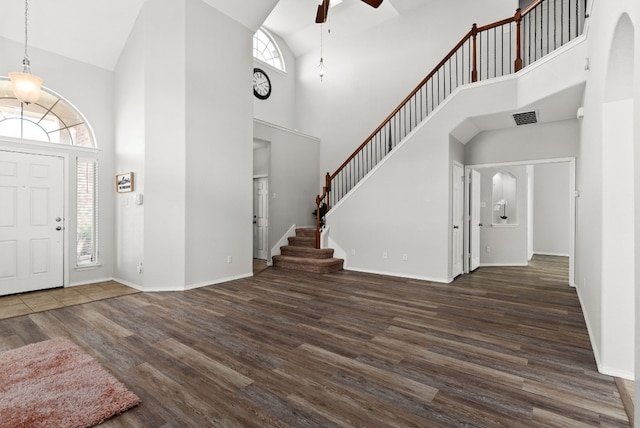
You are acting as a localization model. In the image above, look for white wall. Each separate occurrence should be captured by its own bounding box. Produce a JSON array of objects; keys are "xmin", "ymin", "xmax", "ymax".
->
[
  {"xmin": 576, "ymin": 0, "xmax": 637, "ymax": 379},
  {"xmin": 533, "ymin": 162, "xmax": 571, "ymax": 256},
  {"xmin": 185, "ymin": 0, "xmax": 254, "ymax": 288},
  {"xmin": 0, "ymin": 37, "xmax": 115, "ymax": 288},
  {"xmin": 114, "ymin": 8, "xmax": 146, "ymax": 287},
  {"xmin": 635, "ymin": 0, "xmax": 640, "ymax": 419},
  {"xmin": 114, "ymin": 0, "xmax": 254, "ymax": 291},
  {"xmin": 465, "ymin": 120, "xmax": 579, "ymax": 165},
  {"xmin": 253, "ymin": 142, "xmax": 269, "ymax": 176},
  {"xmin": 295, "ymin": 0, "xmax": 518, "ymax": 182},
  {"xmin": 254, "ymin": 120, "xmax": 320, "ymax": 256}
]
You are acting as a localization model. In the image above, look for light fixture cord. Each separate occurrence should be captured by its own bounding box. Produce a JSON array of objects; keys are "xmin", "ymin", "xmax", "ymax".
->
[
  {"xmin": 320, "ymin": 23, "xmax": 323, "ymax": 59},
  {"xmin": 23, "ymin": 0, "xmax": 31, "ymax": 71},
  {"xmin": 319, "ymin": 23, "xmax": 324, "ymax": 81}
]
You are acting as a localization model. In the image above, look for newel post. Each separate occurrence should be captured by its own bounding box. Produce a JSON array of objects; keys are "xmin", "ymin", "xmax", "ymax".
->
[
  {"xmin": 315, "ymin": 195, "xmax": 322, "ymax": 249},
  {"xmin": 325, "ymin": 172, "xmax": 332, "ymax": 211},
  {"xmin": 514, "ymin": 8, "xmax": 523, "ymax": 72},
  {"xmin": 471, "ymin": 23, "xmax": 478, "ymax": 82}
]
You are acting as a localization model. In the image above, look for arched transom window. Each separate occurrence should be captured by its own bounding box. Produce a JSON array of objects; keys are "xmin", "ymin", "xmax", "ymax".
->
[
  {"xmin": 0, "ymin": 77, "xmax": 96, "ymax": 148},
  {"xmin": 253, "ymin": 28, "xmax": 285, "ymax": 72}
]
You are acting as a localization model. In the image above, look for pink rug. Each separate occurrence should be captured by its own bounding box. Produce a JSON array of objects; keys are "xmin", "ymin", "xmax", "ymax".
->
[{"xmin": 0, "ymin": 337, "xmax": 140, "ymax": 427}]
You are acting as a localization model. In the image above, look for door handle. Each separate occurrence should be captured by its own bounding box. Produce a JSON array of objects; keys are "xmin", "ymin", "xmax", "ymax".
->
[
  {"xmin": 453, "ymin": 226, "xmax": 459, "ymax": 229},
  {"xmin": 56, "ymin": 226, "xmax": 62, "ymax": 231},
  {"xmin": 55, "ymin": 217, "xmax": 62, "ymax": 222}
]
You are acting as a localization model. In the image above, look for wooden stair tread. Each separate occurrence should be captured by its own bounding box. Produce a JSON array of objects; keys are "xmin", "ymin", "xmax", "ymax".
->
[
  {"xmin": 295, "ymin": 227, "xmax": 316, "ymax": 238},
  {"xmin": 280, "ymin": 245, "xmax": 334, "ymax": 259},
  {"xmin": 272, "ymin": 255, "xmax": 343, "ymax": 274},
  {"xmin": 287, "ymin": 236, "xmax": 316, "ymax": 248},
  {"xmin": 273, "ymin": 227, "xmax": 343, "ymax": 274}
]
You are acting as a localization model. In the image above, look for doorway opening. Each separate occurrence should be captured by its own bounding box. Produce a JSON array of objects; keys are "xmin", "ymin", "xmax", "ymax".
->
[
  {"xmin": 464, "ymin": 158, "xmax": 575, "ymax": 286},
  {"xmin": 253, "ymin": 139, "xmax": 270, "ymax": 266}
]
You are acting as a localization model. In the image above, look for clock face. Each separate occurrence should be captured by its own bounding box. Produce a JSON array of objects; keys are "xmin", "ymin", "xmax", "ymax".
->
[{"xmin": 253, "ymin": 68, "xmax": 271, "ymax": 100}]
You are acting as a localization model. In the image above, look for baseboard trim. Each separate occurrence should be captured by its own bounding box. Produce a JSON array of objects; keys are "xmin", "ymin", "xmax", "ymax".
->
[
  {"xmin": 344, "ymin": 266, "xmax": 448, "ymax": 284},
  {"xmin": 533, "ymin": 252, "xmax": 570, "ymax": 257},
  {"xmin": 479, "ymin": 262, "xmax": 529, "ymax": 267},
  {"xmin": 111, "ymin": 277, "xmax": 144, "ymax": 291},
  {"xmin": 185, "ymin": 273, "xmax": 253, "ymax": 290},
  {"xmin": 68, "ymin": 277, "xmax": 114, "ymax": 287}
]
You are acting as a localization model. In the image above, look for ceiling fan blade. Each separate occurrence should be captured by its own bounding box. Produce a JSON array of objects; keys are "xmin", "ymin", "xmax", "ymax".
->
[
  {"xmin": 315, "ymin": 0, "xmax": 330, "ymax": 23},
  {"xmin": 361, "ymin": 0, "xmax": 383, "ymax": 7}
]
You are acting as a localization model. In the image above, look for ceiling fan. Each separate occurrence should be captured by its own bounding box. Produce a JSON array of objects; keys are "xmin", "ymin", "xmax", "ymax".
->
[{"xmin": 315, "ymin": 0, "xmax": 383, "ymax": 24}]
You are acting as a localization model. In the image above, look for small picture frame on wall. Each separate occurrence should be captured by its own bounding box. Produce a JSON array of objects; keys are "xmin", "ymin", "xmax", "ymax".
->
[{"xmin": 116, "ymin": 172, "xmax": 134, "ymax": 193}]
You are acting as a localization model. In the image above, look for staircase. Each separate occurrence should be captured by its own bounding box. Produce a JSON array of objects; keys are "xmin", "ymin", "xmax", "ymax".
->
[
  {"xmin": 312, "ymin": 0, "xmax": 587, "ymax": 247},
  {"xmin": 272, "ymin": 228, "xmax": 343, "ymax": 273}
]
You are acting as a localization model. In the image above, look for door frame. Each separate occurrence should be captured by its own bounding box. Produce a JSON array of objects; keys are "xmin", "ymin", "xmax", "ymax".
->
[
  {"xmin": 253, "ymin": 174, "xmax": 269, "ymax": 261},
  {"xmin": 0, "ymin": 142, "xmax": 70, "ymax": 288},
  {"xmin": 466, "ymin": 168, "xmax": 481, "ymax": 272},
  {"xmin": 464, "ymin": 157, "xmax": 576, "ymax": 286},
  {"xmin": 451, "ymin": 161, "xmax": 464, "ymax": 278}
]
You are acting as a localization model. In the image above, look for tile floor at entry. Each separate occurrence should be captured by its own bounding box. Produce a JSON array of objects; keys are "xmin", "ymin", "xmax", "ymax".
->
[{"xmin": 0, "ymin": 261, "xmax": 271, "ymax": 320}]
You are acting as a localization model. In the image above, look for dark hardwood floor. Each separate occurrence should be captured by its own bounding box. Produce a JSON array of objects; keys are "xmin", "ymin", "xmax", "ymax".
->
[{"xmin": 0, "ymin": 256, "xmax": 629, "ymax": 427}]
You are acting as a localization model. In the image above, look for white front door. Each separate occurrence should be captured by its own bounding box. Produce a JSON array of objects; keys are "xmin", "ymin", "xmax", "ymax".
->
[
  {"xmin": 0, "ymin": 151, "xmax": 64, "ymax": 296},
  {"xmin": 470, "ymin": 169, "xmax": 481, "ymax": 271},
  {"xmin": 452, "ymin": 163, "xmax": 464, "ymax": 277},
  {"xmin": 253, "ymin": 177, "xmax": 269, "ymax": 260}
]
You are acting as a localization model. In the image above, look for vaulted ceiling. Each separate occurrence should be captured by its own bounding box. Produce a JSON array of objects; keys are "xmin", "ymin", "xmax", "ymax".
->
[
  {"xmin": 0, "ymin": 0, "xmax": 430, "ymax": 71},
  {"xmin": 0, "ymin": 0, "xmax": 278, "ymax": 71}
]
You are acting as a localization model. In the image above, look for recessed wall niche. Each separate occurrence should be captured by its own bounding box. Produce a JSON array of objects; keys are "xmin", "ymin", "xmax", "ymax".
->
[{"xmin": 492, "ymin": 171, "xmax": 516, "ymax": 225}]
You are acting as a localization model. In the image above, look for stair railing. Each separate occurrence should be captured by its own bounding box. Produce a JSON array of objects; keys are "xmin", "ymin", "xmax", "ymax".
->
[{"xmin": 315, "ymin": 0, "xmax": 586, "ymax": 248}]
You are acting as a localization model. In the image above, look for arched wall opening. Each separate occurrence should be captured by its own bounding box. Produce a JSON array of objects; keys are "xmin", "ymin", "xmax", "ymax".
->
[{"xmin": 600, "ymin": 13, "xmax": 635, "ymax": 377}]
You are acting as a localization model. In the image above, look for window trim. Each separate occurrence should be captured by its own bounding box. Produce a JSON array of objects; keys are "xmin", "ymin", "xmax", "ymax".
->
[
  {"xmin": 0, "ymin": 76, "xmax": 98, "ymax": 148},
  {"xmin": 253, "ymin": 28, "xmax": 286, "ymax": 73},
  {"xmin": 76, "ymin": 157, "xmax": 99, "ymax": 268}
]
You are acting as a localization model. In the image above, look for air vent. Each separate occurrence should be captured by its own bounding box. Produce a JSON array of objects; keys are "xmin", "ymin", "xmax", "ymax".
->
[{"xmin": 513, "ymin": 111, "xmax": 538, "ymax": 126}]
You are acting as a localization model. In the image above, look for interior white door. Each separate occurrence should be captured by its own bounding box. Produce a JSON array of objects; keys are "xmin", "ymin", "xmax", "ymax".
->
[
  {"xmin": 452, "ymin": 163, "xmax": 464, "ymax": 277},
  {"xmin": 0, "ymin": 151, "xmax": 64, "ymax": 296},
  {"xmin": 470, "ymin": 169, "xmax": 481, "ymax": 271},
  {"xmin": 253, "ymin": 177, "xmax": 269, "ymax": 260}
]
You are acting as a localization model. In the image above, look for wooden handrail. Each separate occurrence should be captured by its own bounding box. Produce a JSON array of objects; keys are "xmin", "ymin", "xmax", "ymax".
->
[
  {"xmin": 315, "ymin": 0, "xmax": 585, "ymax": 249},
  {"xmin": 328, "ymin": 27, "xmax": 476, "ymax": 182},
  {"xmin": 522, "ymin": 0, "xmax": 544, "ymax": 15}
]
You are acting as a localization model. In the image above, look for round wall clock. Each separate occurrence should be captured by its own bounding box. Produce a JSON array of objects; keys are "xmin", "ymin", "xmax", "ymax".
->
[{"xmin": 253, "ymin": 68, "xmax": 271, "ymax": 100}]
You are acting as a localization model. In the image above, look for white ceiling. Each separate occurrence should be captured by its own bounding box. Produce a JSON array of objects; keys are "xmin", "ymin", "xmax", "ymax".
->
[
  {"xmin": 263, "ymin": 0, "xmax": 438, "ymax": 56},
  {"xmin": 0, "ymin": 0, "xmax": 430, "ymax": 71},
  {"xmin": 450, "ymin": 83, "xmax": 586, "ymax": 144},
  {"xmin": 0, "ymin": 0, "xmax": 278, "ymax": 71}
]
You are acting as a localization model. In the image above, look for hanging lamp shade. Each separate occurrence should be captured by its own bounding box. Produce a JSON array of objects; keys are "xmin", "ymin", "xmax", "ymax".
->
[
  {"xmin": 8, "ymin": 71, "xmax": 43, "ymax": 105},
  {"xmin": 10, "ymin": 0, "xmax": 43, "ymax": 105}
]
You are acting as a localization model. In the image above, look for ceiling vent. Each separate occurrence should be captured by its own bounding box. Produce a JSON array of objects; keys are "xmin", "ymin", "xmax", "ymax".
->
[{"xmin": 513, "ymin": 111, "xmax": 538, "ymax": 126}]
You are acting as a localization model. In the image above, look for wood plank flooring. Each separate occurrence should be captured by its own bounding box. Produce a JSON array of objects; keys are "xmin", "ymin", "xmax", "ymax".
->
[{"xmin": 0, "ymin": 256, "xmax": 629, "ymax": 427}]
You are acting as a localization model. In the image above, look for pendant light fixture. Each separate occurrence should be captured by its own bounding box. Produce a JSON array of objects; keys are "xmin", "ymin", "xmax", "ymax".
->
[
  {"xmin": 9, "ymin": 0, "xmax": 43, "ymax": 105},
  {"xmin": 318, "ymin": 23, "xmax": 326, "ymax": 81}
]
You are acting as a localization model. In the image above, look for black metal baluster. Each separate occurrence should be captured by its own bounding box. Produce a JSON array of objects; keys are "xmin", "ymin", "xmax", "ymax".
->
[
  {"xmin": 560, "ymin": 0, "xmax": 564, "ymax": 45},
  {"xmin": 478, "ymin": 33, "xmax": 482, "ymax": 80},
  {"xmin": 553, "ymin": 0, "xmax": 557, "ymax": 51},
  {"xmin": 540, "ymin": 3, "xmax": 543, "ymax": 58},
  {"xmin": 494, "ymin": 28, "xmax": 498, "ymax": 77},
  {"xmin": 509, "ymin": 22, "xmax": 512, "ymax": 73},
  {"xmin": 500, "ymin": 24, "xmax": 504, "ymax": 76},
  {"xmin": 576, "ymin": 0, "xmax": 579, "ymax": 37}
]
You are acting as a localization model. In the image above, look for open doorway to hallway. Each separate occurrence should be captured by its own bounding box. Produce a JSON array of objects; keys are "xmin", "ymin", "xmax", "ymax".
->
[
  {"xmin": 464, "ymin": 158, "xmax": 575, "ymax": 286},
  {"xmin": 253, "ymin": 139, "xmax": 270, "ymax": 266}
]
